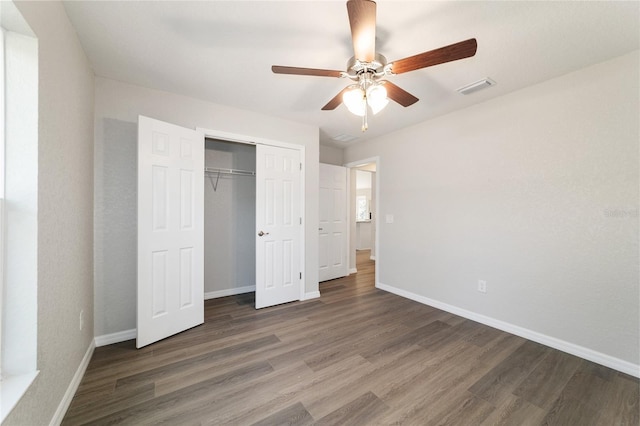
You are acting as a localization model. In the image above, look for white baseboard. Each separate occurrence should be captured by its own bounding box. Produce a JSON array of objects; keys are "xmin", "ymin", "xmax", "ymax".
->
[
  {"xmin": 94, "ymin": 328, "xmax": 137, "ymax": 347},
  {"xmin": 349, "ymin": 268, "xmax": 357, "ymax": 275},
  {"xmin": 49, "ymin": 340, "xmax": 95, "ymax": 426},
  {"xmin": 376, "ymin": 281, "xmax": 640, "ymax": 378},
  {"xmin": 204, "ymin": 285, "xmax": 256, "ymax": 300},
  {"xmin": 302, "ymin": 291, "xmax": 320, "ymax": 300}
]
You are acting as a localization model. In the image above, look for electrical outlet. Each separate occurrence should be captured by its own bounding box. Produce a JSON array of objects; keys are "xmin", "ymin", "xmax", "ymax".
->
[
  {"xmin": 79, "ymin": 309, "xmax": 84, "ymax": 331},
  {"xmin": 478, "ymin": 280, "xmax": 487, "ymax": 293}
]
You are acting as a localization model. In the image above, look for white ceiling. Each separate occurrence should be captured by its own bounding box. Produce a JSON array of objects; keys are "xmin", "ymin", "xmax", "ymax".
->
[{"xmin": 63, "ymin": 1, "xmax": 639, "ymax": 147}]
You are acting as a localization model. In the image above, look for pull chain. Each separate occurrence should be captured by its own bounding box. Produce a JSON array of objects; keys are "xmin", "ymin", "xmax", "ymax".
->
[{"xmin": 361, "ymin": 98, "xmax": 368, "ymax": 132}]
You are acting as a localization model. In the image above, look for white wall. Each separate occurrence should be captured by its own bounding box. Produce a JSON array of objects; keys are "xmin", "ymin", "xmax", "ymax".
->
[
  {"xmin": 94, "ymin": 77, "xmax": 319, "ymax": 337},
  {"xmin": 344, "ymin": 51, "xmax": 639, "ymax": 372},
  {"xmin": 5, "ymin": 1, "xmax": 95, "ymax": 424}
]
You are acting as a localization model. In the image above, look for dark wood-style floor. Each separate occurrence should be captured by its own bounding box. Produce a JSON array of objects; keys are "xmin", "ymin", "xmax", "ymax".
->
[{"xmin": 64, "ymin": 250, "xmax": 638, "ymax": 425}]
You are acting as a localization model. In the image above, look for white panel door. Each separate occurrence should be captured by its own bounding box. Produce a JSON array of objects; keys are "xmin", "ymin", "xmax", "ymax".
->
[
  {"xmin": 255, "ymin": 145, "xmax": 302, "ymax": 309},
  {"xmin": 137, "ymin": 116, "xmax": 204, "ymax": 348},
  {"xmin": 319, "ymin": 164, "xmax": 348, "ymax": 282}
]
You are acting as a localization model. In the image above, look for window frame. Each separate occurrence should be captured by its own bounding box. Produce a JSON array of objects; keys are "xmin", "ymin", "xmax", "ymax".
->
[{"xmin": 356, "ymin": 195, "xmax": 369, "ymax": 222}]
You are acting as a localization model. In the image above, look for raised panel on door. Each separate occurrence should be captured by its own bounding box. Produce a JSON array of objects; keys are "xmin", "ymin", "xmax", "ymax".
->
[
  {"xmin": 256, "ymin": 144, "xmax": 302, "ymax": 309},
  {"xmin": 137, "ymin": 116, "xmax": 204, "ymax": 348}
]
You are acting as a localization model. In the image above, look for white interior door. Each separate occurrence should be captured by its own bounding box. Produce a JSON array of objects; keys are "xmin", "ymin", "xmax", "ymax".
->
[
  {"xmin": 137, "ymin": 116, "xmax": 204, "ymax": 348},
  {"xmin": 319, "ymin": 164, "xmax": 348, "ymax": 282},
  {"xmin": 255, "ymin": 144, "xmax": 302, "ymax": 309}
]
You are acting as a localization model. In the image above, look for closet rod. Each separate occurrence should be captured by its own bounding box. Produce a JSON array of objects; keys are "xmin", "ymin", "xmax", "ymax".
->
[{"xmin": 204, "ymin": 167, "xmax": 255, "ymax": 176}]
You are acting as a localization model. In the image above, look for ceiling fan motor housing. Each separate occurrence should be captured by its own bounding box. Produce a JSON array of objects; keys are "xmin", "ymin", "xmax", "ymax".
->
[{"xmin": 345, "ymin": 53, "xmax": 391, "ymax": 81}]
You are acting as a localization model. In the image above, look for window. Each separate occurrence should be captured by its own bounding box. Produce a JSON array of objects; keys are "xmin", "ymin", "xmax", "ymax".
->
[
  {"xmin": 356, "ymin": 195, "xmax": 369, "ymax": 221},
  {"xmin": 0, "ymin": 23, "xmax": 5, "ymax": 383},
  {"xmin": 0, "ymin": 1, "xmax": 39, "ymax": 421}
]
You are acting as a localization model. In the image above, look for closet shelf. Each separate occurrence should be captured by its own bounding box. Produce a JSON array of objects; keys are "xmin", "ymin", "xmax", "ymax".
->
[
  {"xmin": 205, "ymin": 167, "xmax": 255, "ymax": 192},
  {"xmin": 205, "ymin": 167, "xmax": 255, "ymax": 176}
]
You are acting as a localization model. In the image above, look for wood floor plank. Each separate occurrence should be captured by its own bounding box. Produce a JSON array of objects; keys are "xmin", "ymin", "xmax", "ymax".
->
[
  {"xmin": 376, "ymin": 341, "xmax": 491, "ymax": 424},
  {"xmin": 154, "ymin": 336, "xmax": 314, "ymax": 396},
  {"xmin": 61, "ymin": 383, "xmax": 155, "ymax": 425},
  {"xmin": 359, "ymin": 320, "xmax": 451, "ymax": 362},
  {"xmin": 598, "ymin": 372, "xmax": 640, "ymax": 425},
  {"xmin": 468, "ymin": 340, "xmax": 551, "ymax": 405},
  {"xmin": 540, "ymin": 393, "xmax": 601, "ymax": 426},
  {"xmin": 114, "ymin": 334, "xmax": 280, "ymax": 389},
  {"xmin": 480, "ymin": 394, "xmax": 547, "ymax": 426},
  {"xmin": 430, "ymin": 391, "xmax": 495, "ymax": 425},
  {"xmin": 315, "ymin": 391, "xmax": 389, "ymax": 425},
  {"xmin": 226, "ymin": 355, "xmax": 375, "ymax": 425},
  {"xmin": 304, "ymin": 345, "xmax": 430, "ymax": 419},
  {"xmin": 303, "ymin": 320, "xmax": 412, "ymax": 372},
  {"xmin": 557, "ymin": 361, "xmax": 611, "ymax": 412},
  {"xmin": 250, "ymin": 402, "xmax": 315, "ymax": 426},
  {"xmin": 84, "ymin": 361, "xmax": 275, "ymax": 425},
  {"xmin": 153, "ymin": 361, "xmax": 316, "ymax": 425},
  {"xmin": 63, "ymin": 250, "xmax": 639, "ymax": 425},
  {"xmin": 512, "ymin": 349, "xmax": 582, "ymax": 409}
]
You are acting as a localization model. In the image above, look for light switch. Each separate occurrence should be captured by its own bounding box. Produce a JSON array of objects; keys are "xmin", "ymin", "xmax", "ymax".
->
[{"xmin": 386, "ymin": 214, "xmax": 394, "ymax": 224}]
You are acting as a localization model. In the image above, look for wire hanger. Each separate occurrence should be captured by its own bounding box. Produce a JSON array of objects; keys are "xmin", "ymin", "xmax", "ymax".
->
[{"xmin": 208, "ymin": 170, "xmax": 221, "ymax": 192}]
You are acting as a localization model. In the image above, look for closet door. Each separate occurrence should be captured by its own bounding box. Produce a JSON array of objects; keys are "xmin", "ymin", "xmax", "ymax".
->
[
  {"xmin": 137, "ymin": 116, "xmax": 204, "ymax": 348},
  {"xmin": 255, "ymin": 145, "xmax": 302, "ymax": 309}
]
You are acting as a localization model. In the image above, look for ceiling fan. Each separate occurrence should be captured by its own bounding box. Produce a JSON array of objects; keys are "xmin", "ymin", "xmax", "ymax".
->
[{"xmin": 271, "ymin": 0, "xmax": 477, "ymax": 131}]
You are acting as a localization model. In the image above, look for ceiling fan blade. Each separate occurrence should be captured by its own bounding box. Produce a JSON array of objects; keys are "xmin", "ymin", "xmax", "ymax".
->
[
  {"xmin": 381, "ymin": 81, "xmax": 419, "ymax": 107},
  {"xmin": 322, "ymin": 87, "xmax": 350, "ymax": 110},
  {"xmin": 271, "ymin": 66, "xmax": 343, "ymax": 78},
  {"xmin": 347, "ymin": 0, "xmax": 377, "ymax": 62},
  {"xmin": 390, "ymin": 38, "xmax": 478, "ymax": 75}
]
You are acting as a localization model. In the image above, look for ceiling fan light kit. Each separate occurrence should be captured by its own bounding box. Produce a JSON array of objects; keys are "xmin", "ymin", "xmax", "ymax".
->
[
  {"xmin": 343, "ymin": 71, "xmax": 390, "ymax": 131},
  {"xmin": 272, "ymin": 0, "xmax": 478, "ymax": 132}
]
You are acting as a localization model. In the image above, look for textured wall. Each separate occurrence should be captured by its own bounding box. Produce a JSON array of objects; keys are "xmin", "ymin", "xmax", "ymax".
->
[
  {"xmin": 344, "ymin": 51, "xmax": 639, "ymax": 367},
  {"xmin": 5, "ymin": 1, "xmax": 95, "ymax": 425},
  {"xmin": 93, "ymin": 118, "xmax": 137, "ymax": 335},
  {"xmin": 94, "ymin": 77, "xmax": 319, "ymax": 337}
]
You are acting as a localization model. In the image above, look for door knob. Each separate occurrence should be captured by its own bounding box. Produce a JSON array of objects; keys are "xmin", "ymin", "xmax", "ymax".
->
[{"xmin": 258, "ymin": 231, "xmax": 270, "ymax": 237}]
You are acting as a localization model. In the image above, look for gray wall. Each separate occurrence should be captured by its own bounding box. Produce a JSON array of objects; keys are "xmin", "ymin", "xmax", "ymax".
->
[
  {"xmin": 204, "ymin": 140, "xmax": 256, "ymax": 295},
  {"xmin": 5, "ymin": 1, "xmax": 95, "ymax": 424},
  {"xmin": 319, "ymin": 144, "xmax": 344, "ymax": 166},
  {"xmin": 344, "ymin": 51, "xmax": 639, "ymax": 369}
]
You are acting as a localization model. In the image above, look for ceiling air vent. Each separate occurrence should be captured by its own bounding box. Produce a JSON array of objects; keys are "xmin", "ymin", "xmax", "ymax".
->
[
  {"xmin": 456, "ymin": 78, "xmax": 496, "ymax": 95},
  {"xmin": 332, "ymin": 133, "xmax": 359, "ymax": 143}
]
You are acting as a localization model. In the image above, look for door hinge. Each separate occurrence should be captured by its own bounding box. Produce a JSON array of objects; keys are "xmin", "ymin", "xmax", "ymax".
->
[
  {"xmin": 299, "ymin": 272, "xmax": 302, "ymax": 279},
  {"xmin": 300, "ymin": 162, "xmax": 302, "ymax": 171},
  {"xmin": 299, "ymin": 217, "xmax": 302, "ymax": 225}
]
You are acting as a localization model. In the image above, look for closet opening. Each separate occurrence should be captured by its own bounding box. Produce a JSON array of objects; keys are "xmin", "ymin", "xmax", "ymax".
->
[{"xmin": 204, "ymin": 138, "xmax": 257, "ymax": 300}]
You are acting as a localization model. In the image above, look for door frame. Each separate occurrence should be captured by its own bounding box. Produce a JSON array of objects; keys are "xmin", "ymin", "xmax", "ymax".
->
[
  {"xmin": 196, "ymin": 127, "xmax": 306, "ymax": 302},
  {"xmin": 344, "ymin": 156, "xmax": 380, "ymax": 289}
]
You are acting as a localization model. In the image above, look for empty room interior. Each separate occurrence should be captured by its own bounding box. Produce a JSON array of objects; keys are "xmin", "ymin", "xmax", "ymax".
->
[{"xmin": 0, "ymin": 1, "xmax": 638, "ymax": 425}]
